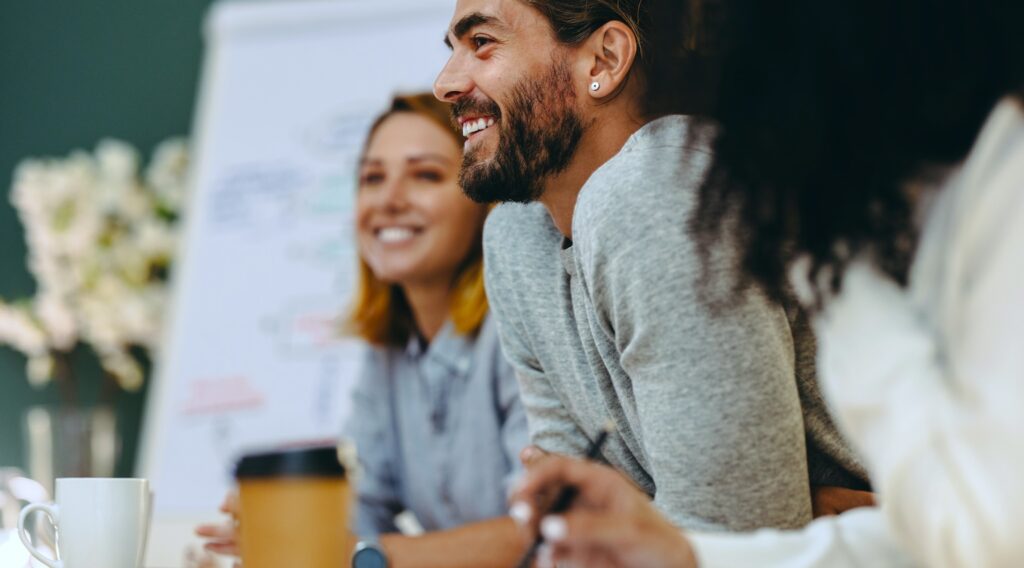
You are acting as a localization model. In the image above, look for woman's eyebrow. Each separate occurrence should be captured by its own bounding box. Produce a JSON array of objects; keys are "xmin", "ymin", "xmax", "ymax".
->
[{"xmin": 407, "ymin": 153, "xmax": 454, "ymax": 165}]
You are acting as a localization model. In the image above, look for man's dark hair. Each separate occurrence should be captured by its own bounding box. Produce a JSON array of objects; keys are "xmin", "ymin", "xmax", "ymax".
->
[
  {"xmin": 692, "ymin": 0, "xmax": 1024, "ymax": 304},
  {"xmin": 524, "ymin": 0, "xmax": 725, "ymax": 116}
]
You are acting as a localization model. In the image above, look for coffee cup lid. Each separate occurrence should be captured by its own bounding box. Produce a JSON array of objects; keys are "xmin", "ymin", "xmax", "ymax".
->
[{"xmin": 234, "ymin": 446, "xmax": 346, "ymax": 479}]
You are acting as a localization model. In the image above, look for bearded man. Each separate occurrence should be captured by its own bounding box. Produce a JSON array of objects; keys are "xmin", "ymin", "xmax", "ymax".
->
[{"xmin": 434, "ymin": 0, "xmax": 871, "ymax": 535}]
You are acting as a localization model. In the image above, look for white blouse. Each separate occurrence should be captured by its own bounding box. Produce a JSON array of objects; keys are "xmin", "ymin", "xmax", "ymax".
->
[{"xmin": 692, "ymin": 98, "xmax": 1024, "ymax": 568}]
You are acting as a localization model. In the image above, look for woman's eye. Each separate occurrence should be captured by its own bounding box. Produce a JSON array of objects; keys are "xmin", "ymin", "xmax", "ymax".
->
[
  {"xmin": 359, "ymin": 172, "xmax": 385, "ymax": 187},
  {"xmin": 415, "ymin": 171, "xmax": 444, "ymax": 183}
]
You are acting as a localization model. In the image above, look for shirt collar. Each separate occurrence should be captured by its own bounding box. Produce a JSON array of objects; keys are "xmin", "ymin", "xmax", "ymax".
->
[
  {"xmin": 559, "ymin": 238, "xmax": 576, "ymax": 277},
  {"xmin": 404, "ymin": 319, "xmax": 475, "ymax": 377}
]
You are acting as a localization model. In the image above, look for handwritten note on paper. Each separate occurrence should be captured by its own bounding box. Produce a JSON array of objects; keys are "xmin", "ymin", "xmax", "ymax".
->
[{"xmin": 142, "ymin": 0, "xmax": 455, "ymax": 520}]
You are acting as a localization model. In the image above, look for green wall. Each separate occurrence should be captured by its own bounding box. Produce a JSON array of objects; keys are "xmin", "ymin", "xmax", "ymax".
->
[{"xmin": 0, "ymin": 1, "xmax": 214, "ymax": 475}]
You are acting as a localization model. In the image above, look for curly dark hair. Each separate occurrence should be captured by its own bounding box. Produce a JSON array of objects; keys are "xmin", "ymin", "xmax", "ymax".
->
[{"xmin": 692, "ymin": 0, "xmax": 1024, "ymax": 304}]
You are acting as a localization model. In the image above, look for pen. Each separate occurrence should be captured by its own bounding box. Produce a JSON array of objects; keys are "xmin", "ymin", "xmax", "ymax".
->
[{"xmin": 513, "ymin": 420, "xmax": 615, "ymax": 568}]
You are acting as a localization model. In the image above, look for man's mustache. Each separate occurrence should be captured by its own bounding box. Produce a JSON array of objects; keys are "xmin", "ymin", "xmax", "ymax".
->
[{"xmin": 451, "ymin": 96, "xmax": 502, "ymax": 126}]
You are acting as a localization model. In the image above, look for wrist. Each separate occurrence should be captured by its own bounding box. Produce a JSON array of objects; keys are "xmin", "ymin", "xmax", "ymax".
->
[
  {"xmin": 351, "ymin": 537, "xmax": 389, "ymax": 568},
  {"xmin": 678, "ymin": 534, "xmax": 699, "ymax": 568},
  {"xmin": 662, "ymin": 528, "xmax": 698, "ymax": 568}
]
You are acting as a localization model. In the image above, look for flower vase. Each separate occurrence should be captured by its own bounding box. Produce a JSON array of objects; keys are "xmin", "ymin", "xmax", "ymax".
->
[{"xmin": 22, "ymin": 405, "xmax": 119, "ymax": 494}]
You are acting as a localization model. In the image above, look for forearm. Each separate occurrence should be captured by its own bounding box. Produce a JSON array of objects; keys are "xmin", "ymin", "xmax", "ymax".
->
[
  {"xmin": 635, "ymin": 316, "xmax": 813, "ymax": 530},
  {"xmin": 646, "ymin": 385, "xmax": 811, "ymax": 532},
  {"xmin": 513, "ymin": 368, "xmax": 590, "ymax": 457},
  {"xmin": 379, "ymin": 517, "xmax": 524, "ymax": 568}
]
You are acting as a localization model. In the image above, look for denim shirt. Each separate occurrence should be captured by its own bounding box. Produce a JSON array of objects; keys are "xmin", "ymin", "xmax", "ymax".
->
[{"xmin": 344, "ymin": 315, "xmax": 528, "ymax": 537}]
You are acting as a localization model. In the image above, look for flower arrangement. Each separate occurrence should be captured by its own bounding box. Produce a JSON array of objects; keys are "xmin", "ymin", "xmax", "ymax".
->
[{"xmin": 0, "ymin": 139, "xmax": 189, "ymax": 393}]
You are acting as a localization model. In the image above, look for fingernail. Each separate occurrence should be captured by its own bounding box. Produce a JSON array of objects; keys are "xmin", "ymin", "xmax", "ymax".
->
[
  {"xmin": 537, "ymin": 544, "xmax": 554, "ymax": 568},
  {"xmin": 509, "ymin": 501, "xmax": 532, "ymax": 526},
  {"xmin": 541, "ymin": 515, "xmax": 567, "ymax": 542}
]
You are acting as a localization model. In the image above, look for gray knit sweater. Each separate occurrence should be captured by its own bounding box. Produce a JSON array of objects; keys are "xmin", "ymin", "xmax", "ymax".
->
[{"xmin": 483, "ymin": 116, "xmax": 867, "ymax": 532}]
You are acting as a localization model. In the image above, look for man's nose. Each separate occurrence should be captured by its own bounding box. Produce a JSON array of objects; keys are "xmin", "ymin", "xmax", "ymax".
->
[{"xmin": 434, "ymin": 54, "xmax": 473, "ymax": 103}]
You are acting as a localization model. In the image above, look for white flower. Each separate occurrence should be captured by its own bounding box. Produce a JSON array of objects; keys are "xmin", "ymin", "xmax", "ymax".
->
[
  {"xmin": 146, "ymin": 138, "xmax": 190, "ymax": 209},
  {"xmin": 100, "ymin": 348, "xmax": 144, "ymax": 392},
  {"xmin": 95, "ymin": 139, "xmax": 139, "ymax": 186},
  {"xmin": 78, "ymin": 282, "xmax": 126, "ymax": 349},
  {"xmin": 118, "ymin": 296, "xmax": 153, "ymax": 345},
  {"xmin": 110, "ymin": 242, "xmax": 150, "ymax": 285},
  {"xmin": 26, "ymin": 354, "xmax": 55, "ymax": 387},
  {"xmin": 134, "ymin": 219, "xmax": 177, "ymax": 259},
  {"xmin": 58, "ymin": 215, "xmax": 104, "ymax": 261},
  {"xmin": 35, "ymin": 293, "xmax": 77, "ymax": 351},
  {"xmin": 4, "ymin": 137, "xmax": 187, "ymax": 392},
  {"xmin": 79, "ymin": 309, "xmax": 121, "ymax": 353},
  {"xmin": 112, "ymin": 187, "xmax": 152, "ymax": 221},
  {"xmin": 127, "ymin": 286, "xmax": 168, "ymax": 351},
  {"xmin": 0, "ymin": 303, "xmax": 47, "ymax": 356}
]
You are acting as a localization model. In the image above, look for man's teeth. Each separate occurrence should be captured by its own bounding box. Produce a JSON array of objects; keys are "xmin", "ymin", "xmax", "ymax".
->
[
  {"xmin": 462, "ymin": 117, "xmax": 496, "ymax": 137},
  {"xmin": 378, "ymin": 227, "xmax": 416, "ymax": 243}
]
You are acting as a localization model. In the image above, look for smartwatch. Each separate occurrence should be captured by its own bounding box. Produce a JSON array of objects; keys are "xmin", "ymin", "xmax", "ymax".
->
[{"xmin": 352, "ymin": 540, "xmax": 389, "ymax": 568}]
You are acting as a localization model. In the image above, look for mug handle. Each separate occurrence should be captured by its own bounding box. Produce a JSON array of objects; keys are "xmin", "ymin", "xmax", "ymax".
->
[{"xmin": 18, "ymin": 502, "xmax": 64, "ymax": 568}]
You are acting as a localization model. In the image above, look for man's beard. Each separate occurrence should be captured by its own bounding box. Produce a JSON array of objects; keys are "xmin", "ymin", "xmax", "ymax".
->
[{"xmin": 454, "ymin": 60, "xmax": 587, "ymax": 204}]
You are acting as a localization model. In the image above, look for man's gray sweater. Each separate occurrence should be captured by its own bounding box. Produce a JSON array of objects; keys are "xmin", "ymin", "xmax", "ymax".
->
[{"xmin": 483, "ymin": 116, "xmax": 867, "ymax": 532}]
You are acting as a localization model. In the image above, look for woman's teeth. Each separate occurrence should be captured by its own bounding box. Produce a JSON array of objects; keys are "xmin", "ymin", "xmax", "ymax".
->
[
  {"xmin": 462, "ymin": 117, "xmax": 496, "ymax": 137},
  {"xmin": 377, "ymin": 227, "xmax": 416, "ymax": 243}
]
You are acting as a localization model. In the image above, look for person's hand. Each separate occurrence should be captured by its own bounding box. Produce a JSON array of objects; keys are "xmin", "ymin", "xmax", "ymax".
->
[
  {"xmin": 519, "ymin": 445, "xmax": 548, "ymax": 468},
  {"xmin": 508, "ymin": 455, "xmax": 697, "ymax": 568},
  {"xmin": 811, "ymin": 486, "xmax": 876, "ymax": 517},
  {"xmin": 195, "ymin": 492, "xmax": 241, "ymax": 559},
  {"xmin": 184, "ymin": 545, "xmax": 228, "ymax": 568}
]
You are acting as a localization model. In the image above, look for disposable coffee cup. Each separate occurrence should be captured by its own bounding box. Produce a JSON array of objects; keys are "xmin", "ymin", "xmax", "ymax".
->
[
  {"xmin": 235, "ymin": 445, "xmax": 351, "ymax": 568},
  {"xmin": 18, "ymin": 477, "xmax": 150, "ymax": 568}
]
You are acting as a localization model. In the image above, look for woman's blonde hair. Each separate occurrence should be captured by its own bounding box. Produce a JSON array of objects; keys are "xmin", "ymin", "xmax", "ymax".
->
[{"xmin": 346, "ymin": 93, "xmax": 488, "ymax": 347}]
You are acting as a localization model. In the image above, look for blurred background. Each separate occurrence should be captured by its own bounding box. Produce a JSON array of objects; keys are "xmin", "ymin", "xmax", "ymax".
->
[
  {"xmin": 0, "ymin": 0, "xmax": 213, "ymax": 477},
  {"xmin": 0, "ymin": 2, "xmax": 453, "ymax": 564}
]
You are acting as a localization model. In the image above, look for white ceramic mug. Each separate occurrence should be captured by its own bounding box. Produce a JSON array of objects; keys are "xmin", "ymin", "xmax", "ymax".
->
[{"xmin": 17, "ymin": 477, "xmax": 150, "ymax": 568}]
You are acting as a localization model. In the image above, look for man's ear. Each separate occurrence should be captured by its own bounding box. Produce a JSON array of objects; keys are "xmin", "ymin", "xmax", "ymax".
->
[{"xmin": 581, "ymin": 20, "xmax": 639, "ymax": 99}]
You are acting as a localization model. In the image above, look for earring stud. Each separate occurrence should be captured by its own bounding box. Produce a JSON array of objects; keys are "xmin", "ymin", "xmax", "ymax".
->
[{"xmin": 590, "ymin": 82, "xmax": 600, "ymax": 92}]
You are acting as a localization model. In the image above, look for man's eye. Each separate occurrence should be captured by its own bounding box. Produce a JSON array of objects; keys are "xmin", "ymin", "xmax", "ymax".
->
[{"xmin": 472, "ymin": 36, "xmax": 493, "ymax": 50}]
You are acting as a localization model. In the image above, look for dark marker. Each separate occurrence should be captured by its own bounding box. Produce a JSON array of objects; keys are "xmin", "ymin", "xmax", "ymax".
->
[{"xmin": 513, "ymin": 420, "xmax": 616, "ymax": 568}]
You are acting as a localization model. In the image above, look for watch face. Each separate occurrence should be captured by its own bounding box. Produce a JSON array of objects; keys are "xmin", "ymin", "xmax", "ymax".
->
[{"xmin": 353, "ymin": 545, "xmax": 387, "ymax": 568}]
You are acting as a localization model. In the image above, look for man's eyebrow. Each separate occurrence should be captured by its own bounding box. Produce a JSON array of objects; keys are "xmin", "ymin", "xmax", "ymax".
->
[{"xmin": 444, "ymin": 12, "xmax": 500, "ymax": 49}]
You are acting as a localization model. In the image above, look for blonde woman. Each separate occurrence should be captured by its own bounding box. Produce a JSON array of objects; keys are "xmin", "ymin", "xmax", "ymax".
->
[{"xmin": 198, "ymin": 94, "xmax": 529, "ymax": 568}]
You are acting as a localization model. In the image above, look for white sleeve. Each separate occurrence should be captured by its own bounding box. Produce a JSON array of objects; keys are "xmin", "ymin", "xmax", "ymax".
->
[
  {"xmin": 813, "ymin": 114, "xmax": 1024, "ymax": 568},
  {"xmin": 690, "ymin": 508, "xmax": 917, "ymax": 568}
]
